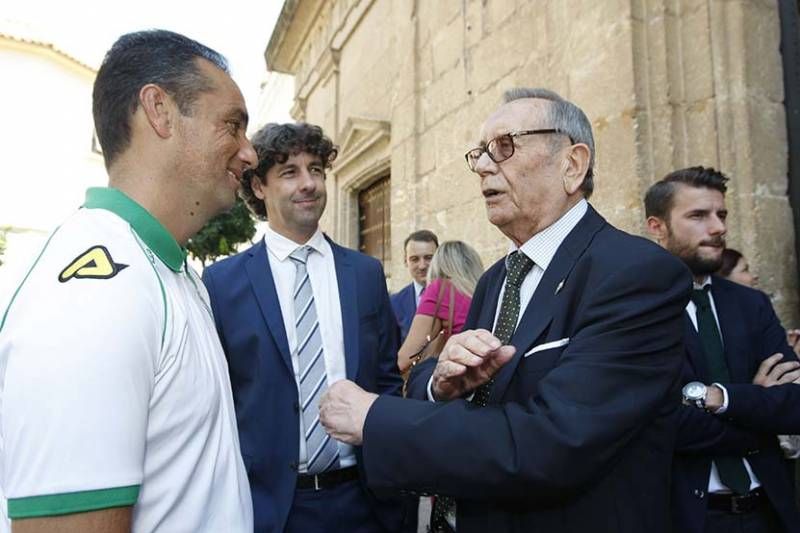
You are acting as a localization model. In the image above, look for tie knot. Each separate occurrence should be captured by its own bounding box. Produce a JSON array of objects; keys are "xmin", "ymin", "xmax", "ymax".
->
[
  {"xmin": 290, "ymin": 245, "xmax": 313, "ymax": 265},
  {"xmin": 506, "ymin": 251, "xmax": 535, "ymax": 288},
  {"xmin": 691, "ymin": 286, "xmax": 711, "ymax": 309}
]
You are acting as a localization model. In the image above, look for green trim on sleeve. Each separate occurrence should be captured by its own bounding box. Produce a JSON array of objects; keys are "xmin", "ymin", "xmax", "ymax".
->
[{"xmin": 7, "ymin": 484, "xmax": 140, "ymax": 519}]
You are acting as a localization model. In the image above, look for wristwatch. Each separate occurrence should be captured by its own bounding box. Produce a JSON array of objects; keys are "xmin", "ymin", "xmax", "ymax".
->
[{"xmin": 682, "ymin": 381, "xmax": 707, "ymax": 409}]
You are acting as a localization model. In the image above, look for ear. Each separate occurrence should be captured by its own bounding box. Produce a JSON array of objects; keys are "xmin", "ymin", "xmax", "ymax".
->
[
  {"xmin": 562, "ymin": 143, "xmax": 591, "ymax": 195},
  {"xmin": 646, "ymin": 215, "xmax": 669, "ymax": 243},
  {"xmin": 250, "ymin": 174, "xmax": 267, "ymax": 201},
  {"xmin": 139, "ymin": 84, "xmax": 175, "ymax": 139}
]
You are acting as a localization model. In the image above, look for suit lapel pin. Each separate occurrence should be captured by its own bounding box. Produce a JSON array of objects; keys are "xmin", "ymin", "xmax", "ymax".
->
[{"xmin": 555, "ymin": 279, "xmax": 565, "ymax": 294}]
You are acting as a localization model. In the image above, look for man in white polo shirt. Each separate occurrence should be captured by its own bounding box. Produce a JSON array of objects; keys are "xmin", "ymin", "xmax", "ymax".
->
[{"xmin": 0, "ymin": 30, "xmax": 257, "ymax": 533}]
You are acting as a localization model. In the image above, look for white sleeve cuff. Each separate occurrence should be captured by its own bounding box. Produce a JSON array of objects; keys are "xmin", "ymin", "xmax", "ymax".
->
[
  {"xmin": 427, "ymin": 377, "xmax": 475, "ymax": 402},
  {"xmin": 427, "ymin": 377, "xmax": 437, "ymax": 402},
  {"xmin": 711, "ymin": 382, "xmax": 729, "ymax": 413}
]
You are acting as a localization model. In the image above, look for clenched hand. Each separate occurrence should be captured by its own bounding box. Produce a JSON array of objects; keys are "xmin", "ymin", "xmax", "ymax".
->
[
  {"xmin": 431, "ymin": 329, "xmax": 516, "ymax": 401},
  {"xmin": 319, "ymin": 380, "xmax": 378, "ymax": 446}
]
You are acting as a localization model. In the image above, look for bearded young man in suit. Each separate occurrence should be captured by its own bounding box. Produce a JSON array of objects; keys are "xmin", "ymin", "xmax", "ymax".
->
[
  {"xmin": 645, "ymin": 166, "xmax": 800, "ymax": 533},
  {"xmin": 202, "ymin": 123, "xmax": 412, "ymax": 533},
  {"xmin": 319, "ymin": 88, "xmax": 691, "ymax": 533}
]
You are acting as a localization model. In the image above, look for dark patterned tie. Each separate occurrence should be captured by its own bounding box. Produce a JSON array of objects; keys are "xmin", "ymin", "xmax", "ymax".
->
[
  {"xmin": 691, "ymin": 286, "xmax": 750, "ymax": 495},
  {"xmin": 473, "ymin": 251, "xmax": 535, "ymax": 406},
  {"xmin": 430, "ymin": 251, "xmax": 535, "ymax": 533}
]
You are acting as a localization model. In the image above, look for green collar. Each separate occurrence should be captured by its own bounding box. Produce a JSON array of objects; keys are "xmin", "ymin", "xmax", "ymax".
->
[{"xmin": 84, "ymin": 187, "xmax": 187, "ymax": 272}]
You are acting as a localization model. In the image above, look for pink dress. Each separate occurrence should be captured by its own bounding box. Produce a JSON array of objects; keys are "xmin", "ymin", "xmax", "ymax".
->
[{"xmin": 416, "ymin": 278, "xmax": 472, "ymax": 335}]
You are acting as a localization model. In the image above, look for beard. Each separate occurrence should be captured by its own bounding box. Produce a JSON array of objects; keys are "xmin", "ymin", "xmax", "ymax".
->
[
  {"xmin": 683, "ymin": 251, "xmax": 723, "ymax": 277},
  {"xmin": 666, "ymin": 234, "xmax": 725, "ymax": 277}
]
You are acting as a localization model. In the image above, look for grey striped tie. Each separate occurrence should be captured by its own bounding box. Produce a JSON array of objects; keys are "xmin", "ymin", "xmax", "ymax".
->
[{"xmin": 290, "ymin": 246, "xmax": 340, "ymax": 474}]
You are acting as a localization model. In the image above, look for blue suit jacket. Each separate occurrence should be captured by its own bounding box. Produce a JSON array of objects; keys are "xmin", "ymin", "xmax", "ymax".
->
[
  {"xmin": 672, "ymin": 276, "xmax": 800, "ymax": 533},
  {"xmin": 390, "ymin": 282, "xmax": 417, "ymax": 345},
  {"xmin": 361, "ymin": 206, "xmax": 693, "ymax": 533},
  {"xmin": 202, "ymin": 237, "xmax": 407, "ymax": 533}
]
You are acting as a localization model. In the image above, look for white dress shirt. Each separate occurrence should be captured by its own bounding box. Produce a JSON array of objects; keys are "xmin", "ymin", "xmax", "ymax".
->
[
  {"xmin": 685, "ymin": 276, "xmax": 760, "ymax": 493},
  {"xmin": 263, "ymin": 225, "xmax": 355, "ymax": 471},
  {"xmin": 492, "ymin": 199, "xmax": 588, "ymax": 330},
  {"xmin": 428, "ymin": 199, "xmax": 588, "ymax": 401}
]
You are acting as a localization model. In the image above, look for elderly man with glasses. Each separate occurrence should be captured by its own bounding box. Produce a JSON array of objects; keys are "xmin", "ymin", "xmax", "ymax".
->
[{"xmin": 319, "ymin": 87, "xmax": 692, "ymax": 533}]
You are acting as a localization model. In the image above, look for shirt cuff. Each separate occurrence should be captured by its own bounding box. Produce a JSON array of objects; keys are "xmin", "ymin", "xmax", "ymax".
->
[
  {"xmin": 427, "ymin": 377, "xmax": 475, "ymax": 402},
  {"xmin": 711, "ymin": 382, "xmax": 729, "ymax": 413}
]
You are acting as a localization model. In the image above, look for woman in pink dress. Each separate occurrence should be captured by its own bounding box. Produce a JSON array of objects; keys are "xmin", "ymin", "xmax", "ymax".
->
[{"xmin": 397, "ymin": 240, "xmax": 484, "ymax": 373}]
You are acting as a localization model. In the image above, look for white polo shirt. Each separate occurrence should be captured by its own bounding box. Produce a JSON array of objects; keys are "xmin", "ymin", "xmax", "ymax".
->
[{"xmin": 0, "ymin": 187, "xmax": 252, "ymax": 532}]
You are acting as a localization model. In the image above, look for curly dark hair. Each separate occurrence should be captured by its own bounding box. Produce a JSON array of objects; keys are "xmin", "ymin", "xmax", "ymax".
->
[{"xmin": 240, "ymin": 123, "xmax": 338, "ymax": 220}]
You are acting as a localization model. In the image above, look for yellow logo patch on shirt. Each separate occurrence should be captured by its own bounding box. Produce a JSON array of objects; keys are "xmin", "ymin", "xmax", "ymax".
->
[{"xmin": 58, "ymin": 245, "xmax": 128, "ymax": 282}]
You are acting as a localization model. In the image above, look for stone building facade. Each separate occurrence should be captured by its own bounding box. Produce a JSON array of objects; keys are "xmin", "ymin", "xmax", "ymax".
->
[{"xmin": 264, "ymin": 0, "xmax": 799, "ymax": 324}]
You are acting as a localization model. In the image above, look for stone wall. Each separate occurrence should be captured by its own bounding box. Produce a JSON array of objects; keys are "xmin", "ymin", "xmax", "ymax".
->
[{"xmin": 267, "ymin": 0, "xmax": 798, "ymax": 325}]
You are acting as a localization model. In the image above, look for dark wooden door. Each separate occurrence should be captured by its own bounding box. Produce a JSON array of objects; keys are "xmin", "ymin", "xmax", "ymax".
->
[{"xmin": 358, "ymin": 175, "xmax": 391, "ymax": 266}]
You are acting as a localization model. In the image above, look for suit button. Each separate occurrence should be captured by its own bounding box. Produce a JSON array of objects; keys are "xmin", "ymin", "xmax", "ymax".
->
[
  {"xmin": 694, "ymin": 489, "xmax": 705, "ymax": 499},
  {"xmin": 293, "ymin": 401, "xmax": 300, "ymax": 413},
  {"xmin": 289, "ymin": 462, "xmax": 298, "ymax": 471}
]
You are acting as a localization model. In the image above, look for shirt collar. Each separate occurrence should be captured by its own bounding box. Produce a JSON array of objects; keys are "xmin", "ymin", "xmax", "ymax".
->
[
  {"xmin": 693, "ymin": 276, "xmax": 712, "ymax": 290},
  {"xmin": 263, "ymin": 224, "xmax": 327, "ymax": 261},
  {"xmin": 508, "ymin": 199, "xmax": 588, "ymax": 271},
  {"xmin": 83, "ymin": 187, "xmax": 187, "ymax": 272},
  {"xmin": 413, "ymin": 280, "xmax": 425, "ymax": 296}
]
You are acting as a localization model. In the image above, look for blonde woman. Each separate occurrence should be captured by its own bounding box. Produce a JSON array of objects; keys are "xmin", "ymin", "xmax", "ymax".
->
[{"xmin": 397, "ymin": 240, "xmax": 484, "ymax": 373}]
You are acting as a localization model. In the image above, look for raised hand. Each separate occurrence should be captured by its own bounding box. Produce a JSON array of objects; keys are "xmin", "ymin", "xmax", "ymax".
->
[{"xmin": 431, "ymin": 329, "xmax": 516, "ymax": 401}]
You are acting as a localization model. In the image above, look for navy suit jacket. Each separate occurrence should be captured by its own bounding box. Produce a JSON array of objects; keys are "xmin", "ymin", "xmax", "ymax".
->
[
  {"xmin": 202, "ymin": 237, "xmax": 407, "ymax": 533},
  {"xmin": 672, "ymin": 276, "xmax": 800, "ymax": 533},
  {"xmin": 390, "ymin": 282, "xmax": 417, "ymax": 345},
  {"xmin": 361, "ymin": 206, "xmax": 693, "ymax": 533}
]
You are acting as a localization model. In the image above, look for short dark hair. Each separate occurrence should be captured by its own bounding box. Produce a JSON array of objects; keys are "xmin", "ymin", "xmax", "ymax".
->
[
  {"xmin": 718, "ymin": 248, "xmax": 743, "ymax": 277},
  {"xmin": 644, "ymin": 166, "xmax": 729, "ymax": 220},
  {"xmin": 241, "ymin": 123, "xmax": 338, "ymax": 220},
  {"xmin": 503, "ymin": 87, "xmax": 596, "ymax": 198},
  {"xmin": 404, "ymin": 230, "xmax": 439, "ymax": 252},
  {"xmin": 93, "ymin": 29, "xmax": 229, "ymax": 169}
]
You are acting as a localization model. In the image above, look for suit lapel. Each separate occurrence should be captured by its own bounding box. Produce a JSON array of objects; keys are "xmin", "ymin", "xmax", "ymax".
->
[
  {"xmin": 330, "ymin": 238, "xmax": 359, "ymax": 381},
  {"xmin": 405, "ymin": 283, "xmax": 417, "ymax": 315},
  {"xmin": 245, "ymin": 240, "xmax": 294, "ymax": 375},
  {"xmin": 478, "ymin": 265, "xmax": 505, "ymax": 330},
  {"xmin": 683, "ymin": 315, "xmax": 711, "ymax": 380},
  {"xmin": 489, "ymin": 206, "xmax": 606, "ymax": 403}
]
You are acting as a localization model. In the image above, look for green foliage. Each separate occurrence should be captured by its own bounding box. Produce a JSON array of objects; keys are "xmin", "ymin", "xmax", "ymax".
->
[{"xmin": 187, "ymin": 198, "xmax": 256, "ymax": 266}]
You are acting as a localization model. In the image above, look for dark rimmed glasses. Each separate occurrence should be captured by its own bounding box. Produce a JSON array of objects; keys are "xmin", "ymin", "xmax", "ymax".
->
[{"xmin": 464, "ymin": 129, "xmax": 573, "ymax": 172}]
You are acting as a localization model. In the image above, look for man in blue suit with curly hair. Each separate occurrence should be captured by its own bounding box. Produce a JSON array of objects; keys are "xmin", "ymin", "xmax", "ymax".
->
[{"xmin": 203, "ymin": 122, "xmax": 412, "ymax": 533}]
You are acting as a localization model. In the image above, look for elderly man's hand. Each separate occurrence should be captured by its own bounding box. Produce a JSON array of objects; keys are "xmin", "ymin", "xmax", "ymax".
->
[
  {"xmin": 319, "ymin": 380, "xmax": 378, "ymax": 446},
  {"xmin": 431, "ymin": 329, "xmax": 516, "ymax": 401}
]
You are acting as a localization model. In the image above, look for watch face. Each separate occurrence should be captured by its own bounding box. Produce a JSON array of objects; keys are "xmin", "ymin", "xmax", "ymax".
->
[{"xmin": 684, "ymin": 382, "xmax": 705, "ymax": 399}]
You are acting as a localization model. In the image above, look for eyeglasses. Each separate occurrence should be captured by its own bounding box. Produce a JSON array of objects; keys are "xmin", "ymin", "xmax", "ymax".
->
[{"xmin": 464, "ymin": 129, "xmax": 573, "ymax": 172}]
